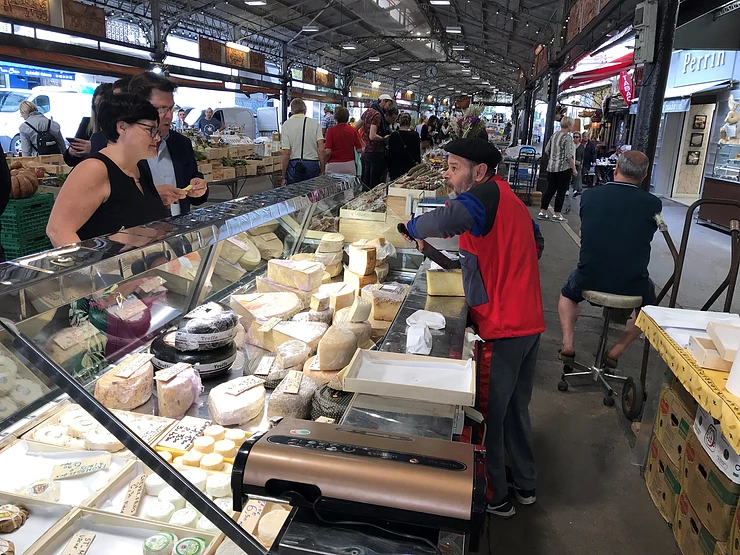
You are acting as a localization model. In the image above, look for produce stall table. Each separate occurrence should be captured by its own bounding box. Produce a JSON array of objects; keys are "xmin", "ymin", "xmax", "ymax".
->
[
  {"xmin": 210, "ymin": 170, "xmax": 282, "ymax": 199},
  {"xmin": 636, "ymin": 310, "xmax": 740, "ymax": 453}
]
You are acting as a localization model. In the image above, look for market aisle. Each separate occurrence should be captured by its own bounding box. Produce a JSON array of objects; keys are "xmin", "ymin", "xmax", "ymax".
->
[{"xmin": 480, "ymin": 212, "xmax": 679, "ymax": 555}]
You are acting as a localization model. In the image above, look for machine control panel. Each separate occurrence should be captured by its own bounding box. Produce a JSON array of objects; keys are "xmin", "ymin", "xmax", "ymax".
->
[{"xmin": 267, "ymin": 435, "xmax": 467, "ymax": 471}]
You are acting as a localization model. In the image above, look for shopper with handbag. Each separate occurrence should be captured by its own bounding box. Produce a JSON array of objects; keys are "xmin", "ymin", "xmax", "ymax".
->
[
  {"xmin": 280, "ymin": 99, "xmax": 325, "ymax": 185},
  {"xmin": 325, "ymin": 107, "xmax": 363, "ymax": 175},
  {"xmin": 388, "ymin": 113, "xmax": 421, "ymax": 180}
]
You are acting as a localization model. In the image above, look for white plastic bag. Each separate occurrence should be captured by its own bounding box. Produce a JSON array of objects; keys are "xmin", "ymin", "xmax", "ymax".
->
[
  {"xmin": 463, "ymin": 327, "xmax": 483, "ymax": 361},
  {"xmin": 406, "ymin": 310, "xmax": 446, "ymax": 330},
  {"xmin": 406, "ymin": 323, "xmax": 432, "ymax": 355}
]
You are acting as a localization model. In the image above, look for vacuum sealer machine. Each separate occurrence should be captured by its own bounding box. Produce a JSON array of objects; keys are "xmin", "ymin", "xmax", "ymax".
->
[{"xmin": 232, "ymin": 418, "xmax": 486, "ymax": 548}]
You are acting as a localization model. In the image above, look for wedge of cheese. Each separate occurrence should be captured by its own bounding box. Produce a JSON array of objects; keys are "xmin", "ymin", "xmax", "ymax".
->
[
  {"xmin": 208, "ymin": 378, "xmax": 266, "ymax": 425},
  {"xmin": 290, "ymin": 253, "xmax": 315, "ymax": 262},
  {"xmin": 256, "ymin": 276, "xmax": 317, "ymax": 309},
  {"xmin": 214, "ymin": 259, "xmax": 246, "ymax": 282},
  {"xmin": 343, "ymin": 267, "xmax": 377, "ymax": 292},
  {"xmin": 319, "ymin": 282, "xmax": 355, "ymax": 312},
  {"xmin": 374, "ymin": 262, "xmax": 389, "ymax": 283},
  {"xmin": 236, "ymin": 233, "xmax": 262, "ymax": 271},
  {"xmin": 314, "ymin": 251, "xmax": 343, "ymax": 266},
  {"xmin": 426, "ymin": 269, "xmax": 465, "ymax": 296},
  {"xmin": 317, "ymin": 326, "xmax": 357, "ymax": 371},
  {"xmin": 220, "ymin": 236, "xmax": 254, "ymax": 264},
  {"xmin": 94, "ymin": 358, "xmax": 153, "ymax": 410},
  {"xmin": 249, "ymin": 320, "xmax": 329, "ymax": 353},
  {"xmin": 267, "ymin": 259, "xmax": 325, "ymax": 292},
  {"xmin": 362, "ymin": 283, "xmax": 409, "ymax": 321},
  {"xmin": 311, "ymin": 293, "xmax": 330, "ymax": 312},
  {"xmin": 157, "ymin": 366, "xmax": 202, "ymax": 419},
  {"xmin": 252, "ymin": 232, "xmax": 284, "ymax": 259},
  {"xmin": 230, "ymin": 293, "xmax": 303, "ymax": 327},
  {"xmin": 347, "ymin": 245, "xmax": 377, "ymax": 276},
  {"xmin": 317, "ymin": 233, "xmax": 345, "ymax": 253},
  {"xmin": 348, "ymin": 296, "xmax": 371, "ymax": 323},
  {"xmin": 326, "ymin": 263, "xmax": 343, "ymax": 278},
  {"xmin": 333, "ymin": 308, "xmax": 372, "ymax": 345}
]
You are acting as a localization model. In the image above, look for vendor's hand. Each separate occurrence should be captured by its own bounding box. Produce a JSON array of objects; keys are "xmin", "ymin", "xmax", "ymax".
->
[
  {"xmin": 186, "ymin": 177, "xmax": 207, "ymax": 198},
  {"xmin": 157, "ymin": 184, "xmax": 188, "ymax": 208},
  {"xmin": 68, "ymin": 139, "xmax": 91, "ymax": 156}
]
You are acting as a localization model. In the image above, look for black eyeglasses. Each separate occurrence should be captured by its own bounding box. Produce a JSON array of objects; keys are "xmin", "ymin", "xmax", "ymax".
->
[{"xmin": 134, "ymin": 122, "xmax": 161, "ymax": 138}]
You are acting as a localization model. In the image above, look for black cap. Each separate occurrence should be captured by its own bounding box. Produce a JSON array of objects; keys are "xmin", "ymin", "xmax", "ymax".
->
[{"xmin": 444, "ymin": 138, "xmax": 502, "ymax": 171}]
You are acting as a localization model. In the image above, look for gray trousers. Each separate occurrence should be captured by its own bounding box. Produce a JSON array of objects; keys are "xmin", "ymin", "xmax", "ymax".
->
[{"xmin": 484, "ymin": 333, "xmax": 540, "ymax": 503}]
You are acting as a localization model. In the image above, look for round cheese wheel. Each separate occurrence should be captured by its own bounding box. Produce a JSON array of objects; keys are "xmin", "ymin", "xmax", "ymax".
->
[
  {"xmin": 317, "ymin": 326, "xmax": 357, "ymax": 371},
  {"xmin": 193, "ymin": 436, "xmax": 215, "ymax": 453},
  {"xmin": 159, "ymin": 486, "xmax": 185, "ymax": 510},
  {"xmin": 151, "ymin": 331, "xmax": 237, "ymax": 377},
  {"xmin": 182, "ymin": 450, "xmax": 203, "ymax": 467},
  {"xmin": 332, "ymin": 309, "xmax": 372, "ymax": 346},
  {"xmin": 200, "ymin": 453, "xmax": 224, "ymax": 471},
  {"xmin": 146, "ymin": 501, "xmax": 176, "ymax": 523},
  {"xmin": 170, "ymin": 507, "xmax": 198, "ymax": 528},
  {"xmin": 224, "ymin": 429, "xmax": 246, "ymax": 443},
  {"xmin": 145, "ymin": 473, "xmax": 167, "ymax": 496},
  {"xmin": 182, "ymin": 469, "xmax": 207, "ymax": 492},
  {"xmin": 257, "ymin": 509, "xmax": 290, "ymax": 546},
  {"xmin": 175, "ymin": 302, "xmax": 238, "ymax": 351},
  {"xmin": 206, "ymin": 474, "xmax": 231, "ymax": 498},
  {"xmin": 302, "ymin": 357, "xmax": 340, "ymax": 386},
  {"xmin": 203, "ymin": 425, "xmax": 225, "ymax": 441},
  {"xmin": 214, "ymin": 439, "xmax": 237, "ymax": 459}
]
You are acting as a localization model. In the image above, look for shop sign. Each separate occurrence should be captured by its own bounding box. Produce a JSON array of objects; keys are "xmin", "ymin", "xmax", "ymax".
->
[
  {"xmin": 249, "ymin": 52, "xmax": 266, "ymax": 73},
  {"xmin": 0, "ymin": 64, "xmax": 74, "ymax": 80},
  {"xmin": 62, "ymin": 0, "xmax": 105, "ymax": 37},
  {"xmin": 663, "ymin": 98, "xmax": 691, "ymax": 113},
  {"xmin": 715, "ymin": 1, "xmax": 740, "ymax": 19},
  {"xmin": 302, "ymin": 66, "xmax": 315, "ymax": 85},
  {"xmin": 567, "ymin": 1, "xmax": 581, "ymax": 43},
  {"xmin": 533, "ymin": 46, "xmax": 548, "ymax": 77},
  {"xmin": 0, "ymin": 0, "xmax": 49, "ymax": 24},
  {"xmin": 350, "ymin": 77, "xmax": 393, "ymax": 99},
  {"xmin": 673, "ymin": 50, "xmax": 736, "ymax": 87},
  {"xmin": 225, "ymin": 46, "xmax": 246, "ymax": 68},
  {"xmin": 199, "ymin": 37, "xmax": 223, "ymax": 65},
  {"xmin": 619, "ymin": 71, "xmax": 634, "ymax": 105}
]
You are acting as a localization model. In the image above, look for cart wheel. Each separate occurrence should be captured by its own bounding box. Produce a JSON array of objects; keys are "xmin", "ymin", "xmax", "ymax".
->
[
  {"xmin": 621, "ymin": 376, "xmax": 645, "ymax": 421},
  {"xmin": 557, "ymin": 378, "xmax": 568, "ymax": 392},
  {"xmin": 603, "ymin": 393, "xmax": 615, "ymax": 407}
]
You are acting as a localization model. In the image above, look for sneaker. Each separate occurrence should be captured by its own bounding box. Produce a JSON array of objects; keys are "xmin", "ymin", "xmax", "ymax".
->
[
  {"xmin": 486, "ymin": 498, "xmax": 516, "ymax": 518},
  {"xmin": 573, "ymin": 191, "xmax": 582, "ymax": 198},
  {"xmin": 537, "ymin": 213, "xmax": 549, "ymax": 220},
  {"xmin": 514, "ymin": 488, "xmax": 537, "ymax": 505},
  {"xmin": 552, "ymin": 215, "xmax": 567, "ymax": 222}
]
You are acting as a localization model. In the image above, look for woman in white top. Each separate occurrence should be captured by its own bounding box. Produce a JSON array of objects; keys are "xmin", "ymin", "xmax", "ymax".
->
[{"xmin": 538, "ymin": 116, "xmax": 577, "ymax": 222}]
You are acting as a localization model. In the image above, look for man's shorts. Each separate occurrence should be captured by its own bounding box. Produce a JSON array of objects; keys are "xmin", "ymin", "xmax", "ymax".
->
[{"xmin": 561, "ymin": 269, "xmax": 657, "ymax": 307}]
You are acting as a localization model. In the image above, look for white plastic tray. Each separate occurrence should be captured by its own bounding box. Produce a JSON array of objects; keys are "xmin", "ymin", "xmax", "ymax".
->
[{"xmin": 0, "ymin": 492, "xmax": 72, "ymax": 554}]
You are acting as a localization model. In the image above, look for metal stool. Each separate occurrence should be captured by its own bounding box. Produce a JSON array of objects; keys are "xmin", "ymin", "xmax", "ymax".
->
[{"xmin": 557, "ymin": 290, "xmax": 643, "ymax": 407}]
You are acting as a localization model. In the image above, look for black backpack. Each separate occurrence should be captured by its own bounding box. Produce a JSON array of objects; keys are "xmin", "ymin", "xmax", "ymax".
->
[{"xmin": 25, "ymin": 119, "xmax": 61, "ymax": 155}]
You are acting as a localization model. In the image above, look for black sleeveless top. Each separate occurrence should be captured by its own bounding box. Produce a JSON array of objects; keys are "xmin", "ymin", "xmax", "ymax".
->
[{"xmin": 77, "ymin": 153, "xmax": 168, "ymax": 241}]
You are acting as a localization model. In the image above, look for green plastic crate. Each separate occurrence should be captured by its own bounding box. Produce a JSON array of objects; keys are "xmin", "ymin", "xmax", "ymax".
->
[
  {"xmin": 0, "ymin": 193, "xmax": 55, "ymax": 242},
  {"xmin": 3, "ymin": 235, "xmax": 52, "ymax": 260}
]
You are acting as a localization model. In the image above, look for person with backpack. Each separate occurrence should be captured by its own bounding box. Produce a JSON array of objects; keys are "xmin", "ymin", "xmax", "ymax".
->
[{"xmin": 19, "ymin": 101, "xmax": 65, "ymax": 156}]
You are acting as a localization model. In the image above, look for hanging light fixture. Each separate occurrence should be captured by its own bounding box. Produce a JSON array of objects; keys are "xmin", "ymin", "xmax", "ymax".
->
[
  {"xmin": 446, "ymin": 26, "xmax": 462, "ymax": 33},
  {"xmin": 368, "ymin": 56, "xmax": 380, "ymax": 62},
  {"xmin": 342, "ymin": 43, "xmax": 357, "ymax": 50},
  {"xmin": 452, "ymin": 45, "xmax": 465, "ymax": 51},
  {"xmin": 302, "ymin": 25, "xmax": 319, "ymax": 32}
]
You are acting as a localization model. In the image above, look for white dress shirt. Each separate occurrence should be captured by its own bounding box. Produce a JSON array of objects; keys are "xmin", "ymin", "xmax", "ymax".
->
[{"xmin": 147, "ymin": 135, "xmax": 180, "ymax": 216}]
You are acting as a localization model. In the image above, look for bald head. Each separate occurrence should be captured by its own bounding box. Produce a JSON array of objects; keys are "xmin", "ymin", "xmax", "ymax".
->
[{"xmin": 615, "ymin": 150, "xmax": 650, "ymax": 189}]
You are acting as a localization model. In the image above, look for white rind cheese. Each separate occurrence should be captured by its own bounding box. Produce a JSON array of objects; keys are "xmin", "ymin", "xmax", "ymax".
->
[
  {"xmin": 267, "ymin": 259, "xmax": 326, "ymax": 292},
  {"xmin": 208, "ymin": 378, "xmax": 266, "ymax": 425},
  {"xmin": 316, "ymin": 233, "xmax": 345, "ymax": 253},
  {"xmin": 156, "ymin": 366, "xmax": 202, "ymax": 419},
  {"xmin": 275, "ymin": 340, "xmax": 311, "ymax": 369},
  {"xmin": 252, "ymin": 232, "xmax": 284, "ymax": 259},
  {"xmin": 317, "ymin": 326, "xmax": 357, "ymax": 370},
  {"xmin": 347, "ymin": 245, "xmax": 377, "ymax": 276}
]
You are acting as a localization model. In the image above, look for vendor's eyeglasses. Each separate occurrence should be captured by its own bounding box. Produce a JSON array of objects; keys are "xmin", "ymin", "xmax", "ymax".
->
[
  {"xmin": 155, "ymin": 105, "xmax": 175, "ymax": 115},
  {"xmin": 134, "ymin": 122, "xmax": 161, "ymax": 138}
]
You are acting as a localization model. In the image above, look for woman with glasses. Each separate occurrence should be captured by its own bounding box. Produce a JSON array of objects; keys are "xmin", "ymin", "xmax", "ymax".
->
[{"xmin": 47, "ymin": 94, "xmax": 168, "ymax": 246}]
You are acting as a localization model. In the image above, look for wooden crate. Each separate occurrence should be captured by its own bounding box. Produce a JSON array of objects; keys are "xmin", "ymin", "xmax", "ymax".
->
[
  {"xmin": 387, "ymin": 186, "xmax": 444, "ymax": 199},
  {"xmin": 246, "ymin": 165, "xmax": 258, "ymax": 176},
  {"xmin": 222, "ymin": 168, "xmax": 236, "ymax": 179},
  {"xmin": 25, "ymin": 507, "xmax": 221, "ymax": 554},
  {"xmin": 0, "ymin": 491, "xmax": 74, "ymax": 554},
  {"xmin": 198, "ymin": 163, "xmax": 213, "ymax": 174}
]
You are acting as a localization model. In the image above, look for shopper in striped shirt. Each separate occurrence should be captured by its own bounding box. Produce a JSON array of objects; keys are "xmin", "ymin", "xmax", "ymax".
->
[{"xmin": 538, "ymin": 116, "xmax": 577, "ymax": 222}]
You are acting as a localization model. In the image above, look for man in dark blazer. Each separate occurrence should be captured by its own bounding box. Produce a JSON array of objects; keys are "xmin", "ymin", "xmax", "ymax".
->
[{"xmin": 581, "ymin": 131, "xmax": 597, "ymax": 189}]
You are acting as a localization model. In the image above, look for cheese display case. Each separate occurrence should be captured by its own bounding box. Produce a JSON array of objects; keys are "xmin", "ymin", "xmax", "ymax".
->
[{"xmin": 0, "ymin": 173, "xmax": 426, "ymax": 553}]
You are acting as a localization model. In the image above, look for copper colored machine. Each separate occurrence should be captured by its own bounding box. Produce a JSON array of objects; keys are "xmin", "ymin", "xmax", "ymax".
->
[{"xmin": 232, "ymin": 418, "xmax": 486, "ymax": 550}]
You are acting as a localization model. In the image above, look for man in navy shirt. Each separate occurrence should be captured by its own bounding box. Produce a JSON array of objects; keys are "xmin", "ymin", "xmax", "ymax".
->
[
  {"xmin": 198, "ymin": 108, "xmax": 223, "ymax": 137},
  {"xmin": 558, "ymin": 150, "xmax": 662, "ymax": 367}
]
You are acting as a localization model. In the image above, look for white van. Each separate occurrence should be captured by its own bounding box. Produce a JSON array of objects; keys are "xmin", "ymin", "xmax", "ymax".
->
[
  {"xmin": 0, "ymin": 87, "xmax": 93, "ymax": 154},
  {"xmin": 186, "ymin": 107, "xmax": 257, "ymax": 139}
]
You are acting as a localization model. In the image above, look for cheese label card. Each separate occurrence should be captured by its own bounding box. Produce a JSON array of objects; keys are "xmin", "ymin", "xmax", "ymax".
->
[
  {"xmin": 121, "ymin": 474, "xmax": 146, "ymax": 516},
  {"xmin": 308, "ymin": 356, "xmax": 321, "ymax": 371},
  {"xmin": 51, "ymin": 453, "xmax": 112, "ymax": 480},
  {"xmin": 61, "ymin": 532, "xmax": 96, "ymax": 555},
  {"xmin": 154, "ymin": 362, "xmax": 191, "ymax": 382},
  {"xmin": 237, "ymin": 498, "xmax": 267, "ymax": 534},
  {"xmin": 158, "ymin": 416, "xmax": 213, "ymax": 451},
  {"xmin": 315, "ymin": 416, "xmax": 335, "ymax": 424},
  {"xmin": 381, "ymin": 284, "xmax": 404, "ymax": 295},
  {"xmin": 258, "ymin": 317, "xmax": 282, "ymax": 333},
  {"xmin": 53, "ymin": 323, "xmax": 98, "ymax": 350},
  {"xmin": 284, "ymin": 370, "xmax": 303, "ymax": 394},
  {"xmin": 112, "ymin": 298, "xmax": 148, "ymax": 321},
  {"xmin": 116, "ymin": 353, "xmax": 155, "ymax": 379},
  {"xmin": 138, "ymin": 276, "xmax": 166, "ymax": 293},
  {"xmin": 254, "ymin": 356, "xmax": 275, "ymax": 376},
  {"xmin": 225, "ymin": 376, "xmax": 265, "ymax": 396}
]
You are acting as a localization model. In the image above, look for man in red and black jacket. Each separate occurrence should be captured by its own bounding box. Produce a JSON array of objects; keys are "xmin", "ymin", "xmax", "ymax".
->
[{"xmin": 402, "ymin": 138, "xmax": 545, "ymax": 519}]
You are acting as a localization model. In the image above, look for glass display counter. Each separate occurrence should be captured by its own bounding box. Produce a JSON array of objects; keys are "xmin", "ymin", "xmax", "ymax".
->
[
  {"xmin": 700, "ymin": 144, "xmax": 740, "ymax": 229},
  {"xmin": 0, "ymin": 175, "xmax": 380, "ymax": 553}
]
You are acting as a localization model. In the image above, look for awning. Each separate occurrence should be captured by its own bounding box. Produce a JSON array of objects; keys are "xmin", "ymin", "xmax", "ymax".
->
[
  {"xmin": 628, "ymin": 79, "xmax": 734, "ymax": 114},
  {"xmin": 558, "ymin": 53, "xmax": 634, "ymax": 93}
]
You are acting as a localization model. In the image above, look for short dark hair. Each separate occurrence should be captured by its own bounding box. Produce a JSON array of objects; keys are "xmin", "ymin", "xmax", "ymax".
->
[
  {"xmin": 127, "ymin": 71, "xmax": 176, "ymax": 100},
  {"xmin": 98, "ymin": 93, "xmax": 159, "ymax": 142},
  {"xmin": 178, "ymin": 109, "xmax": 186, "ymax": 114},
  {"xmin": 386, "ymin": 106, "xmax": 399, "ymax": 116},
  {"xmin": 112, "ymin": 76, "xmax": 131, "ymax": 93},
  {"xmin": 334, "ymin": 106, "xmax": 349, "ymax": 123},
  {"xmin": 398, "ymin": 113, "xmax": 412, "ymax": 127}
]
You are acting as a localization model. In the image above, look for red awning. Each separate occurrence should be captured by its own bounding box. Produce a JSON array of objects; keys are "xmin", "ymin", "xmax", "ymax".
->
[{"xmin": 558, "ymin": 53, "xmax": 635, "ymax": 93}]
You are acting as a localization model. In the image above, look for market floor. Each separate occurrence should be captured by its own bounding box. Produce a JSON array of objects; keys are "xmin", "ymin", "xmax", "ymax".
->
[{"xmin": 477, "ymin": 206, "xmax": 681, "ymax": 555}]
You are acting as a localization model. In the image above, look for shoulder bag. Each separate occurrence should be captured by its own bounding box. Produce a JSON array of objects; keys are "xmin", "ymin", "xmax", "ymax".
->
[{"xmin": 294, "ymin": 118, "xmax": 308, "ymax": 174}]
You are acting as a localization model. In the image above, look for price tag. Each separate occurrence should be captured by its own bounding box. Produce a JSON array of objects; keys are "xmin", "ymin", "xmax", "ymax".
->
[
  {"xmin": 308, "ymin": 356, "xmax": 321, "ymax": 371},
  {"xmin": 157, "ymin": 416, "xmax": 212, "ymax": 451},
  {"xmin": 225, "ymin": 376, "xmax": 265, "ymax": 396},
  {"xmin": 381, "ymin": 284, "xmax": 404, "ymax": 295},
  {"xmin": 315, "ymin": 416, "xmax": 335, "ymax": 424},
  {"xmin": 237, "ymin": 498, "xmax": 266, "ymax": 534},
  {"xmin": 53, "ymin": 323, "xmax": 97, "ymax": 350},
  {"xmin": 51, "ymin": 453, "xmax": 111, "ymax": 480},
  {"xmin": 254, "ymin": 356, "xmax": 275, "ymax": 377},
  {"xmin": 112, "ymin": 298, "xmax": 148, "ymax": 321},
  {"xmin": 121, "ymin": 474, "xmax": 146, "ymax": 516},
  {"xmin": 258, "ymin": 317, "xmax": 281, "ymax": 333},
  {"xmin": 115, "ymin": 353, "xmax": 155, "ymax": 379},
  {"xmin": 138, "ymin": 276, "xmax": 166, "ymax": 293},
  {"xmin": 284, "ymin": 370, "xmax": 303, "ymax": 394},
  {"xmin": 154, "ymin": 362, "xmax": 191, "ymax": 382},
  {"xmin": 61, "ymin": 532, "xmax": 96, "ymax": 555}
]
